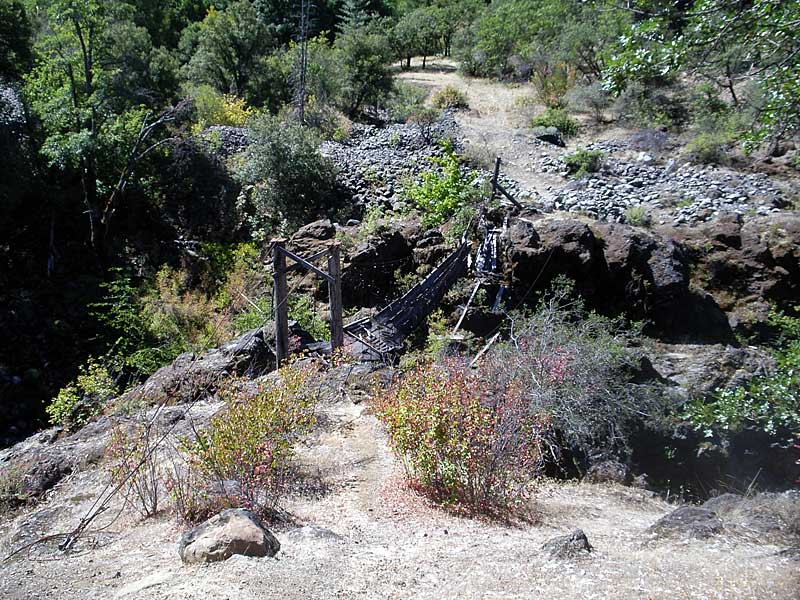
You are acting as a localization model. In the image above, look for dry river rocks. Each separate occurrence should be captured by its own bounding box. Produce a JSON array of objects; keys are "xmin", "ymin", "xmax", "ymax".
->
[{"xmin": 179, "ymin": 508, "xmax": 280, "ymax": 564}]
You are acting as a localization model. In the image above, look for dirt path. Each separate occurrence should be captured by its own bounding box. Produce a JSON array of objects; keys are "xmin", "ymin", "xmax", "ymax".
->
[
  {"xmin": 396, "ymin": 59, "xmax": 568, "ymax": 198},
  {"xmin": 1, "ymin": 390, "xmax": 796, "ymax": 600}
]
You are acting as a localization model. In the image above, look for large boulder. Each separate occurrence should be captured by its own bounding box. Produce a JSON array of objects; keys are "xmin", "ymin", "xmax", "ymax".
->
[
  {"xmin": 647, "ymin": 506, "xmax": 723, "ymax": 540},
  {"xmin": 179, "ymin": 508, "xmax": 280, "ymax": 564},
  {"xmin": 341, "ymin": 226, "xmax": 412, "ymax": 307},
  {"xmin": 116, "ymin": 326, "xmax": 279, "ymax": 407},
  {"xmin": 507, "ymin": 216, "xmax": 603, "ymax": 300}
]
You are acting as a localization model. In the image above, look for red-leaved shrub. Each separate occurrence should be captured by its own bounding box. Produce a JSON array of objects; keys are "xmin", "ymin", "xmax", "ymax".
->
[{"xmin": 374, "ymin": 358, "xmax": 553, "ymax": 513}]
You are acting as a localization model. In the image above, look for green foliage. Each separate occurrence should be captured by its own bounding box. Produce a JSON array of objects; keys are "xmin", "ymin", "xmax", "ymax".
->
[
  {"xmin": 483, "ymin": 283, "xmax": 660, "ymax": 458},
  {"xmin": 386, "ymin": 81, "xmax": 428, "ymax": 122},
  {"xmin": 189, "ymin": 85, "xmax": 253, "ymax": 132},
  {"xmin": 563, "ymin": 148, "xmax": 605, "ymax": 177},
  {"xmin": 374, "ymin": 358, "xmax": 551, "ymax": 512},
  {"xmin": 683, "ymin": 308, "xmax": 800, "ymax": 442},
  {"xmin": 180, "ymin": 1, "xmax": 274, "ymax": 104},
  {"xmin": 624, "ymin": 205, "xmax": 650, "ymax": 228},
  {"xmin": 288, "ymin": 295, "xmax": 329, "ymax": 342},
  {"xmin": 0, "ymin": 0, "xmax": 32, "ymax": 78},
  {"xmin": 234, "ymin": 114, "xmax": 337, "ymax": 237},
  {"xmin": 604, "ymin": 0, "xmax": 800, "ymax": 144},
  {"xmin": 567, "ymin": 81, "xmax": 612, "ymax": 123},
  {"xmin": 392, "ymin": 6, "xmax": 445, "ymax": 68},
  {"xmin": 431, "ymin": 85, "xmax": 469, "ymax": 110},
  {"xmin": 187, "ymin": 364, "xmax": 318, "ymax": 518},
  {"xmin": 531, "ymin": 108, "xmax": 579, "ymax": 137},
  {"xmin": 0, "ymin": 465, "xmax": 28, "ymax": 512},
  {"xmin": 333, "ymin": 22, "xmax": 394, "ymax": 116},
  {"xmin": 47, "ymin": 358, "xmax": 119, "ymax": 429},
  {"xmin": 531, "ymin": 63, "xmax": 574, "ymax": 109},
  {"xmin": 403, "ymin": 142, "xmax": 479, "ymax": 227}
]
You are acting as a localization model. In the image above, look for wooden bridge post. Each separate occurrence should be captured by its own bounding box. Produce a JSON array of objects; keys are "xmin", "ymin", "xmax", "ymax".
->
[
  {"xmin": 272, "ymin": 239, "xmax": 289, "ymax": 365},
  {"xmin": 491, "ymin": 156, "xmax": 501, "ymax": 200},
  {"xmin": 328, "ymin": 243, "xmax": 344, "ymax": 353}
]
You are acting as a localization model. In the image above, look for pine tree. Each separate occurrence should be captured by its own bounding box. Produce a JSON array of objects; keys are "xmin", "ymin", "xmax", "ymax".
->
[{"xmin": 338, "ymin": 0, "xmax": 370, "ymax": 33}]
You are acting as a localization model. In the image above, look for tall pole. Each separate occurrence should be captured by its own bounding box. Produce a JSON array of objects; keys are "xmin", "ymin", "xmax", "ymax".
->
[
  {"xmin": 327, "ymin": 243, "xmax": 344, "ymax": 353},
  {"xmin": 272, "ymin": 239, "xmax": 290, "ymax": 365}
]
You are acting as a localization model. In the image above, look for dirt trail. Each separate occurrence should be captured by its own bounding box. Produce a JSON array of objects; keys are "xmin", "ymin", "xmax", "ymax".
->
[
  {"xmin": 1, "ymin": 390, "xmax": 797, "ymax": 600},
  {"xmin": 396, "ymin": 59, "xmax": 567, "ymax": 197}
]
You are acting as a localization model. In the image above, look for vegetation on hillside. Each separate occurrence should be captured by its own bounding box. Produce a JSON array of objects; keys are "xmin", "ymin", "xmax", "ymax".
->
[{"xmin": 1, "ymin": 0, "xmax": 798, "ymax": 449}]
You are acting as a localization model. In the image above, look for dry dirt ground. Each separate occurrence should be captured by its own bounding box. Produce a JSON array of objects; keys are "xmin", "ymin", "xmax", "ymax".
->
[
  {"xmin": 1, "ymin": 388, "xmax": 797, "ymax": 600},
  {"xmin": 396, "ymin": 57, "xmax": 593, "ymax": 198}
]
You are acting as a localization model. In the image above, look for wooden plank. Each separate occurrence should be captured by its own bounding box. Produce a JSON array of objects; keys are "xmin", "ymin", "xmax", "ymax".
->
[
  {"xmin": 272, "ymin": 239, "xmax": 290, "ymax": 365},
  {"xmin": 283, "ymin": 248, "xmax": 330, "ymax": 274},
  {"xmin": 277, "ymin": 246, "xmax": 334, "ymax": 282},
  {"xmin": 327, "ymin": 243, "xmax": 344, "ymax": 353},
  {"xmin": 451, "ymin": 280, "xmax": 481, "ymax": 336},
  {"xmin": 495, "ymin": 181, "xmax": 523, "ymax": 209}
]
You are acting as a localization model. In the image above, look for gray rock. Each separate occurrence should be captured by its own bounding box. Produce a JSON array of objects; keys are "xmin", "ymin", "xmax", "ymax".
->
[
  {"xmin": 179, "ymin": 508, "xmax": 280, "ymax": 564},
  {"xmin": 531, "ymin": 126, "xmax": 565, "ymax": 147},
  {"xmin": 542, "ymin": 529, "xmax": 593, "ymax": 559},
  {"xmin": 584, "ymin": 460, "xmax": 631, "ymax": 485},
  {"xmin": 647, "ymin": 506, "xmax": 723, "ymax": 539}
]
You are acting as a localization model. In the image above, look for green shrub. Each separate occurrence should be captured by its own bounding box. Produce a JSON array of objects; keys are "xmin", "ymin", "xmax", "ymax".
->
[
  {"xmin": 403, "ymin": 142, "xmax": 481, "ymax": 227},
  {"xmin": 407, "ymin": 106, "xmax": 441, "ymax": 144},
  {"xmin": 47, "ymin": 359, "xmax": 119, "ymax": 429},
  {"xmin": 0, "ymin": 466, "xmax": 28, "ymax": 512},
  {"xmin": 624, "ymin": 205, "xmax": 650, "ymax": 227},
  {"xmin": 234, "ymin": 114, "xmax": 337, "ymax": 236},
  {"xmin": 186, "ymin": 364, "xmax": 319, "ymax": 518},
  {"xmin": 532, "ymin": 63, "xmax": 575, "ymax": 109},
  {"xmin": 374, "ymin": 358, "xmax": 552, "ymax": 513},
  {"xmin": 683, "ymin": 307, "xmax": 800, "ymax": 443},
  {"xmin": 189, "ymin": 84, "xmax": 253, "ymax": 134},
  {"xmin": 567, "ymin": 81, "xmax": 612, "ymax": 123},
  {"xmin": 481, "ymin": 284, "xmax": 660, "ymax": 459},
  {"xmin": 431, "ymin": 85, "xmax": 469, "ymax": 110},
  {"xmin": 684, "ymin": 131, "xmax": 732, "ymax": 165},
  {"xmin": 563, "ymin": 147, "xmax": 605, "ymax": 177},
  {"xmin": 531, "ymin": 108, "xmax": 579, "ymax": 137},
  {"xmin": 386, "ymin": 81, "xmax": 428, "ymax": 122}
]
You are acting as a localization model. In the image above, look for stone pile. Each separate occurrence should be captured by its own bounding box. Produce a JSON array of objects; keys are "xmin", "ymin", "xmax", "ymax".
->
[{"xmin": 541, "ymin": 155, "xmax": 785, "ymax": 225}]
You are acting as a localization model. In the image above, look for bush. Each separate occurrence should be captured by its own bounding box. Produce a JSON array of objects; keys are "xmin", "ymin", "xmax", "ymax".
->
[
  {"xmin": 375, "ymin": 358, "xmax": 552, "ymax": 513},
  {"xmin": 0, "ymin": 466, "xmax": 28, "ymax": 512},
  {"xmin": 403, "ymin": 142, "xmax": 481, "ymax": 227},
  {"xmin": 407, "ymin": 106, "xmax": 441, "ymax": 144},
  {"xmin": 185, "ymin": 364, "xmax": 319, "ymax": 519},
  {"xmin": 567, "ymin": 81, "xmax": 612, "ymax": 123},
  {"xmin": 47, "ymin": 359, "xmax": 119, "ymax": 430},
  {"xmin": 234, "ymin": 114, "xmax": 337, "ymax": 236},
  {"xmin": 531, "ymin": 62, "xmax": 575, "ymax": 109},
  {"xmin": 431, "ymin": 85, "xmax": 469, "ymax": 110},
  {"xmin": 189, "ymin": 85, "xmax": 253, "ymax": 133},
  {"xmin": 107, "ymin": 419, "xmax": 162, "ymax": 518},
  {"xmin": 624, "ymin": 205, "xmax": 650, "ymax": 227},
  {"xmin": 563, "ymin": 147, "xmax": 605, "ymax": 177},
  {"xmin": 683, "ymin": 307, "xmax": 800, "ymax": 444},
  {"xmin": 531, "ymin": 108, "xmax": 579, "ymax": 137},
  {"xmin": 386, "ymin": 81, "xmax": 428, "ymax": 123},
  {"xmin": 684, "ymin": 131, "xmax": 732, "ymax": 165},
  {"xmin": 481, "ymin": 285, "xmax": 660, "ymax": 459}
]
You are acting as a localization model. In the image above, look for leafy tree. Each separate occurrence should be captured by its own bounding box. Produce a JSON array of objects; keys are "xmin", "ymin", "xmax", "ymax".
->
[
  {"xmin": 0, "ymin": 0, "xmax": 32, "ymax": 78},
  {"xmin": 233, "ymin": 114, "xmax": 337, "ymax": 236},
  {"xmin": 393, "ymin": 6, "xmax": 445, "ymax": 69},
  {"xmin": 334, "ymin": 21, "xmax": 393, "ymax": 115},
  {"xmin": 605, "ymin": 0, "xmax": 800, "ymax": 144},
  {"xmin": 181, "ymin": 0, "xmax": 275, "ymax": 103},
  {"xmin": 23, "ymin": 1, "xmax": 185, "ymax": 256}
]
